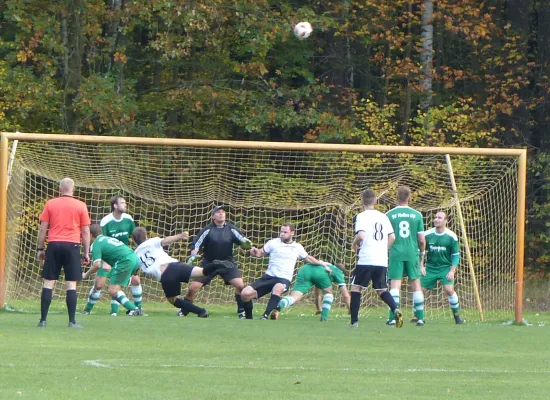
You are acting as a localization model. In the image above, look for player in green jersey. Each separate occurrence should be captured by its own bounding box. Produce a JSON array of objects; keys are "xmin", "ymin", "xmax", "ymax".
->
[
  {"xmin": 386, "ymin": 186, "xmax": 426, "ymax": 326},
  {"xmin": 82, "ymin": 196, "xmax": 140, "ymax": 315},
  {"xmin": 82, "ymin": 224, "xmax": 144, "ymax": 316},
  {"xmin": 273, "ymin": 263, "xmax": 351, "ymax": 321},
  {"xmin": 421, "ymin": 211, "xmax": 463, "ymax": 324}
]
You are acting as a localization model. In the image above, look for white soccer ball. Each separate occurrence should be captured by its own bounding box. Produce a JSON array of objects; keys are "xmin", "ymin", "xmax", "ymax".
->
[{"xmin": 294, "ymin": 22, "xmax": 312, "ymax": 40}]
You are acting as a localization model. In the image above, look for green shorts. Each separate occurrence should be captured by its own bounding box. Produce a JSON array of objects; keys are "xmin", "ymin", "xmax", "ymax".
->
[
  {"xmin": 96, "ymin": 265, "xmax": 111, "ymax": 279},
  {"xmin": 420, "ymin": 268, "xmax": 454, "ymax": 290},
  {"xmin": 388, "ymin": 259, "xmax": 420, "ymax": 280},
  {"xmin": 109, "ymin": 256, "xmax": 140, "ymax": 287},
  {"xmin": 292, "ymin": 264, "xmax": 332, "ymax": 294}
]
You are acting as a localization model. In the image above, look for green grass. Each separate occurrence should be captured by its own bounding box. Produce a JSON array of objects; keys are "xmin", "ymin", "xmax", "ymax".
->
[{"xmin": 0, "ymin": 304, "xmax": 549, "ymax": 400}]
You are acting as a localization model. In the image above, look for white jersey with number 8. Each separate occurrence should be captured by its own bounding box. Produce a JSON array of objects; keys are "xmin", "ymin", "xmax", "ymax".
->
[{"xmin": 354, "ymin": 209, "xmax": 394, "ymax": 267}]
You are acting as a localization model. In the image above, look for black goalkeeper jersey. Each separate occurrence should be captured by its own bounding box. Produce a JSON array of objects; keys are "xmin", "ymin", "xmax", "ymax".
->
[{"xmin": 190, "ymin": 222, "xmax": 249, "ymax": 263}]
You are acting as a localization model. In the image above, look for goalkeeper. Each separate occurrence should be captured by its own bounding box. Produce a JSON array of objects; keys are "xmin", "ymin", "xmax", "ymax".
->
[
  {"xmin": 273, "ymin": 263, "xmax": 351, "ymax": 321},
  {"xmin": 183, "ymin": 205, "xmax": 253, "ymax": 319}
]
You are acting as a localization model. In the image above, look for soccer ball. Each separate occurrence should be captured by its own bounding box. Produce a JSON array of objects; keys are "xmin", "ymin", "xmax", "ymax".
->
[{"xmin": 294, "ymin": 22, "xmax": 312, "ymax": 40}]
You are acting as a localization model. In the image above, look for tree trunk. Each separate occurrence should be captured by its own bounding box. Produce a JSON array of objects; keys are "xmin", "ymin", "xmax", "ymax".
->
[{"xmin": 420, "ymin": 0, "xmax": 433, "ymax": 134}]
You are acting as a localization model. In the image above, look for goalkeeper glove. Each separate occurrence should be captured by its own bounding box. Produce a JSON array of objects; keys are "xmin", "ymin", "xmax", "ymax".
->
[
  {"xmin": 187, "ymin": 254, "xmax": 202, "ymax": 266},
  {"xmin": 240, "ymin": 240, "xmax": 253, "ymax": 250}
]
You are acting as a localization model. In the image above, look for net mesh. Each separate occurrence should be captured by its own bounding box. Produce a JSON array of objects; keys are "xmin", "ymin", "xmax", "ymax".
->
[{"xmin": 3, "ymin": 140, "xmax": 519, "ymax": 321}]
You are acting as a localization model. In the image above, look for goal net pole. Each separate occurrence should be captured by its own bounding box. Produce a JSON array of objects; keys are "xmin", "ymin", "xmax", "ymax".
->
[
  {"xmin": 445, "ymin": 154, "xmax": 484, "ymax": 321},
  {"xmin": 0, "ymin": 134, "xmax": 8, "ymax": 308},
  {"xmin": 0, "ymin": 132, "xmax": 528, "ymax": 323},
  {"xmin": 516, "ymin": 151, "xmax": 527, "ymax": 324}
]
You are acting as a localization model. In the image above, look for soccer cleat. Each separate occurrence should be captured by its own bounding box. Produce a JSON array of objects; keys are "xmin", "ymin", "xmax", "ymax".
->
[
  {"xmin": 129, "ymin": 308, "xmax": 147, "ymax": 316},
  {"xmin": 386, "ymin": 319, "xmax": 396, "ymax": 326},
  {"xmin": 346, "ymin": 322, "xmax": 359, "ymax": 328},
  {"xmin": 270, "ymin": 310, "xmax": 279, "ymax": 320},
  {"xmin": 260, "ymin": 314, "xmax": 268, "ymax": 320},
  {"xmin": 238, "ymin": 311, "xmax": 246, "ymax": 320},
  {"xmin": 177, "ymin": 309, "xmax": 186, "ymax": 317},
  {"xmin": 394, "ymin": 309, "xmax": 404, "ymax": 328},
  {"xmin": 416, "ymin": 320, "xmax": 425, "ymax": 326},
  {"xmin": 197, "ymin": 310, "xmax": 210, "ymax": 318},
  {"xmin": 37, "ymin": 320, "xmax": 47, "ymax": 328},
  {"xmin": 68, "ymin": 322, "xmax": 84, "ymax": 328},
  {"xmin": 110, "ymin": 313, "xmax": 117, "ymax": 317},
  {"xmin": 212, "ymin": 259, "xmax": 236, "ymax": 269},
  {"xmin": 454, "ymin": 315, "xmax": 464, "ymax": 325},
  {"xmin": 81, "ymin": 309, "xmax": 91, "ymax": 315},
  {"xmin": 410, "ymin": 316, "xmax": 419, "ymax": 323}
]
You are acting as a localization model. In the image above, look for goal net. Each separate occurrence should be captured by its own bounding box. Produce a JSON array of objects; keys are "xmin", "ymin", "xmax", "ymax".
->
[{"xmin": 1, "ymin": 136, "xmax": 523, "ymax": 322}]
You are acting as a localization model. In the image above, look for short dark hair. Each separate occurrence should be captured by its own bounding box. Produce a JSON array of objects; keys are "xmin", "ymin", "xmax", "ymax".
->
[
  {"xmin": 281, "ymin": 222, "xmax": 295, "ymax": 232},
  {"xmin": 397, "ymin": 186, "xmax": 410, "ymax": 203},
  {"xmin": 90, "ymin": 223, "xmax": 102, "ymax": 238},
  {"xmin": 132, "ymin": 227, "xmax": 148, "ymax": 245},
  {"xmin": 362, "ymin": 189, "xmax": 376, "ymax": 206},
  {"xmin": 111, "ymin": 195, "xmax": 124, "ymax": 212}
]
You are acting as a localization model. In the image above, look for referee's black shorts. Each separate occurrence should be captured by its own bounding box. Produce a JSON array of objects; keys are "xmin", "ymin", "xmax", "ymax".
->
[
  {"xmin": 350, "ymin": 265, "xmax": 388, "ymax": 290},
  {"xmin": 160, "ymin": 262, "xmax": 194, "ymax": 298},
  {"xmin": 42, "ymin": 242, "xmax": 82, "ymax": 281}
]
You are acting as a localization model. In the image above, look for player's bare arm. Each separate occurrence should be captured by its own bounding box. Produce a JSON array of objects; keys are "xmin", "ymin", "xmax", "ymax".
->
[
  {"xmin": 83, "ymin": 260, "xmax": 110, "ymax": 280},
  {"xmin": 161, "ymin": 231, "xmax": 189, "ymax": 246},
  {"xmin": 387, "ymin": 232, "xmax": 395, "ymax": 249},
  {"xmin": 36, "ymin": 221, "xmax": 49, "ymax": 262}
]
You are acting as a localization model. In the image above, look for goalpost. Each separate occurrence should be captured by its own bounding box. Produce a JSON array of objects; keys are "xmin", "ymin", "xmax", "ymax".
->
[{"xmin": 0, "ymin": 132, "xmax": 526, "ymax": 323}]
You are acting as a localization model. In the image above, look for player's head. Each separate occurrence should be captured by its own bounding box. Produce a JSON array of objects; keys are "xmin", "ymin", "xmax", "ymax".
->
[
  {"xmin": 279, "ymin": 223, "xmax": 296, "ymax": 243},
  {"xmin": 397, "ymin": 186, "xmax": 411, "ymax": 204},
  {"xmin": 90, "ymin": 223, "xmax": 102, "ymax": 240},
  {"xmin": 111, "ymin": 195, "xmax": 127, "ymax": 213},
  {"xmin": 362, "ymin": 189, "xmax": 376, "ymax": 207},
  {"xmin": 434, "ymin": 211, "xmax": 448, "ymax": 228},
  {"xmin": 211, "ymin": 205, "xmax": 226, "ymax": 225},
  {"xmin": 59, "ymin": 178, "xmax": 75, "ymax": 195},
  {"xmin": 132, "ymin": 227, "xmax": 148, "ymax": 245}
]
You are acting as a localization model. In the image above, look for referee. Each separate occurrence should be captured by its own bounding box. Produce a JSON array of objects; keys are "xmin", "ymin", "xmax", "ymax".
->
[{"xmin": 36, "ymin": 178, "xmax": 91, "ymax": 328}]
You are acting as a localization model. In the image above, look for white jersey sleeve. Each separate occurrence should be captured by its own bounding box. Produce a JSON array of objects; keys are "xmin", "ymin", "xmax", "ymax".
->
[{"xmin": 134, "ymin": 237, "xmax": 178, "ymax": 281}]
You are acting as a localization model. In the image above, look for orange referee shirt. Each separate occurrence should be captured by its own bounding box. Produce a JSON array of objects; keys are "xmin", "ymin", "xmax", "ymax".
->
[{"xmin": 39, "ymin": 196, "xmax": 91, "ymax": 243}]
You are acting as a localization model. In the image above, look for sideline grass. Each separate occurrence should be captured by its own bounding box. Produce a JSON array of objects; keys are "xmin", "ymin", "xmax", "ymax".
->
[{"xmin": 0, "ymin": 305, "xmax": 549, "ymax": 400}]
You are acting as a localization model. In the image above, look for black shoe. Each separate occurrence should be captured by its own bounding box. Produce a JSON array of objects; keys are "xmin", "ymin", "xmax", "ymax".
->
[
  {"xmin": 238, "ymin": 311, "xmax": 246, "ymax": 320},
  {"xmin": 454, "ymin": 315, "xmax": 464, "ymax": 325},
  {"xmin": 261, "ymin": 314, "xmax": 268, "ymax": 320},
  {"xmin": 37, "ymin": 320, "xmax": 47, "ymax": 328},
  {"xmin": 197, "ymin": 310, "xmax": 209, "ymax": 318}
]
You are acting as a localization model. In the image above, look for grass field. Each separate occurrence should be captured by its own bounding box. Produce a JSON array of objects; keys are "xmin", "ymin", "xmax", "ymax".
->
[{"xmin": 0, "ymin": 303, "xmax": 549, "ymax": 400}]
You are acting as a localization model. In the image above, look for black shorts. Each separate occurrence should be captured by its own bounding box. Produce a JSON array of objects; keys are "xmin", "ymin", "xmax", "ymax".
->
[
  {"xmin": 250, "ymin": 274, "xmax": 291, "ymax": 299},
  {"xmin": 350, "ymin": 265, "xmax": 388, "ymax": 290},
  {"xmin": 42, "ymin": 242, "xmax": 82, "ymax": 281},
  {"xmin": 160, "ymin": 262, "xmax": 194, "ymax": 298},
  {"xmin": 192, "ymin": 259, "xmax": 242, "ymax": 285}
]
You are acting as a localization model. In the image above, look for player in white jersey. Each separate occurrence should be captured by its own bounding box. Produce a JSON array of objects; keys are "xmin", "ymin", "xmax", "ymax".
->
[
  {"xmin": 348, "ymin": 189, "xmax": 403, "ymax": 328},
  {"xmin": 241, "ymin": 223, "xmax": 331, "ymax": 320},
  {"xmin": 132, "ymin": 227, "xmax": 237, "ymax": 317}
]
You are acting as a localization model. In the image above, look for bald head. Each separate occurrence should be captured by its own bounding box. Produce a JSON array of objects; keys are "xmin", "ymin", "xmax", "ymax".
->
[{"xmin": 59, "ymin": 178, "xmax": 75, "ymax": 195}]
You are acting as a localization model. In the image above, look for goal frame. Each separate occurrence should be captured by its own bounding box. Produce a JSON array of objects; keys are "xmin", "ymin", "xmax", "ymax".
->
[{"xmin": 0, "ymin": 132, "xmax": 527, "ymax": 322}]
